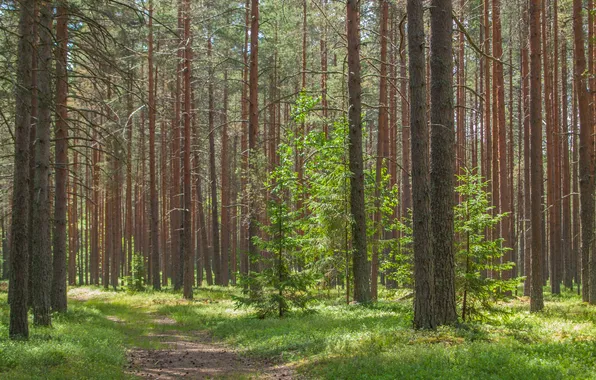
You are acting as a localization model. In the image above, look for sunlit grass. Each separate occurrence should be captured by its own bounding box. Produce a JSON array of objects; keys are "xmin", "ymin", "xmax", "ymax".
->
[{"xmin": 1, "ymin": 282, "xmax": 595, "ymax": 379}]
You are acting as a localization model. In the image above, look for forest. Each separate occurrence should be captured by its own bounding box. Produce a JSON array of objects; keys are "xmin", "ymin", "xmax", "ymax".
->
[{"xmin": 0, "ymin": 0, "xmax": 595, "ymax": 378}]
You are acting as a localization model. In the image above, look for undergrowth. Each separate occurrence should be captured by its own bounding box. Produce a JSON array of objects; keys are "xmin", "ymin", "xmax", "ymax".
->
[{"xmin": 0, "ymin": 283, "xmax": 594, "ymax": 379}]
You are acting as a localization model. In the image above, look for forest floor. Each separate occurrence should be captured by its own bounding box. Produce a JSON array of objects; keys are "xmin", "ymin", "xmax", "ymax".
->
[{"xmin": 1, "ymin": 283, "xmax": 596, "ymax": 379}]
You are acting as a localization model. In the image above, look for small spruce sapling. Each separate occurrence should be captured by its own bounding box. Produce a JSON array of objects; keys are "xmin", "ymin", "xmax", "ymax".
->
[{"xmin": 455, "ymin": 170, "xmax": 520, "ymax": 321}]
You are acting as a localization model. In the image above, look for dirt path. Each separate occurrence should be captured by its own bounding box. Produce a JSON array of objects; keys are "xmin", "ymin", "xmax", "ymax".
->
[{"xmin": 126, "ymin": 317, "xmax": 295, "ymax": 379}]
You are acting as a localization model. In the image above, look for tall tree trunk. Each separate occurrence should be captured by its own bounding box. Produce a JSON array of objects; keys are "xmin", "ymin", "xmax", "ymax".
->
[
  {"xmin": 573, "ymin": 0, "xmax": 596, "ymax": 303},
  {"xmin": 52, "ymin": 1, "xmax": 69, "ymax": 312},
  {"xmin": 27, "ymin": 1, "xmax": 38, "ymax": 310},
  {"xmin": 221, "ymin": 72, "xmax": 230, "ymax": 286},
  {"xmin": 529, "ymin": 0, "xmax": 544, "ymax": 312},
  {"xmin": 171, "ymin": 3, "xmax": 183, "ymax": 290},
  {"xmin": 126, "ymin": 74, "xmax": 133, "ymax": 278},
  {"xmin": 572, "ymin": 79, "xmax": 580, "ymax": 289},
  {"xmin": 408, "ymin": 0, "xmax": 435, "ymax": 329},
  {"xmin": 320, "ymin": 0, "xmax": 328, "ymax": 138},
  {"xmin": 493, "ymin": 0, "xmax": 512, "ymax": 285},
  {"xmin": 32, "ymin": 0, "xmax": 53, "ymax": 326},
  {"xmin": 148, "ymin": 3, "xmax": 161, "ymax": 291},
  {"xmin": 347, "ymin": 0, "xmax": 371, "ymax": 304},
  {"xmin": 9, "ymin": 0, "xmax": 34, "ymax": 339},
  {"xmin": 400, "ymin": 18, "xmax": 411, "ymax": 219},
  {"xmin": 182, "ymin": 0, "xmax": 194, "ymax": 299},
  {"xmin": 69, "ymin": 144, "xmax": 78, "ymax": 286},
  {"xmin": 542, "ymin": 0, "xmax": 557, "ymax": 293},
  {"xmin": 456, "ymin": 0, "xmax": 465, "ymax": 178},
  {"xmin": 561, "ymin": 39, "xmax": 573, "ymax": 290},
  {"xmin": 372, "ymin": 0, "xmax": 389, "ymax": 301},
  {"xmin": 430, "ymin": 0, "xmax": 457, "ymax": 325},
  {"xmin": 207, "ymin": 36, "xmax": 221, "ymax": 286},
  {"xmin": 92, "ymin": 133, "xmax": 100, "ymax": 285},
  {"xmin": 522, "ymin": 13, "xmax": 531, "ymax": 295},
  {"xmin": 160, "ymin": 98, "xmax": 168, "ymax": 286},
  {"xmin": 483, "ymin": 0, "xmax": 492, "ymax": 220},
  {"xmin": 248, "ymin": 0, "xmax": 260, "ymax": 274},
  {"xmin": 552, "ymin": 0, "xmax": 562, "ymax": 293}
]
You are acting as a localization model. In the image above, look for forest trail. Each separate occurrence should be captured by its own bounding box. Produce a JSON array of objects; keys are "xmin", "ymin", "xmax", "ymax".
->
[
  {"xmin": 126, "ymin": 316, "xmax": 295, "ymax": 379},
  {"xmin": 69, "ymin": 288, "xmax": 295, "ymax": 379}
]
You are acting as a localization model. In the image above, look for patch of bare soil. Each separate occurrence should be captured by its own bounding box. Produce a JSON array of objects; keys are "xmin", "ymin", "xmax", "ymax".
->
[
  {"xmin": 126, "ymin": 319, "xmax": 295, "ymax": 379},
  {"xmin": 68, "ymin": 287, "xmax": 106, "ymax": 301}
]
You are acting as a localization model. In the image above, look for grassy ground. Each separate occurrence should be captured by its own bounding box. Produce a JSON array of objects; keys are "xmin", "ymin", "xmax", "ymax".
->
[{"xmin": 1, "ymin": 282, "xmax": 595, "ymax": 379}]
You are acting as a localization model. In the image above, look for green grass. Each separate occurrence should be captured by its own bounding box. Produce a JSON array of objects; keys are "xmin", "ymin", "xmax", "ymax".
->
[
  {"xmin": 0, "ymin": 292, "xmax": 129, "ymax": 379},
  {"xmin": 1, "ymin": 283, "xmax": 595, "ymax": 379}
]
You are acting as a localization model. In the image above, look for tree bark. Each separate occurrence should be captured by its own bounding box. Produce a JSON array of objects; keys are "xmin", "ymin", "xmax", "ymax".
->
[
  {"xmin": 372, "ymin": 0, "xmax": 389, "ymax": 301},
  {"xmin": 408, "ymin": 0, "xmax": 435, "ymax": 328},
  {"xmin": 52, "ymin": 0, "xmax": 69, "ymax": 312},
  {"xmin": 9, "ymin": 0, "xmax": 34, "ymax": 339},
  {"xmin": 148, "ymin": 3, "xmax": 161, "ymax": 291},
  {"xmin": 430, "ymin": 0, "xmax": 457, "ymax": 325},
  {"xmin": 529, "ymin": 0, "xmax": 544, "ymax": 312},
  {"xmin": 248, "ymin": 0, "xmax": 260, "ymax": 274},
  {"xmin": 561, "ymin": 39, "xmax": 573, "ymax": 290},
  {"xmin": 573, "ymin": 0, "xmax": 595, "ymax": 303},
  {"xmin": 207, "ymin": 36, "xmax": 221, "ymax": 286},
  {"xmin": 31, "ymin": 0, "xmax": 53, "ymax": 326},
  {"xmin": 221, "ymin": 71, "xmax": 230, "ymax": 286},
  {"xmin": 182, "ymin": 0, "xmax": 194, "ymax": 299},
  {"xmin": 346, "ymin": 0, "xmax": 371, "ymax": 304}
]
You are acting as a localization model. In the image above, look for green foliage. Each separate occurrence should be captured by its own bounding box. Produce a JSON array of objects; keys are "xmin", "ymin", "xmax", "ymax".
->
[
  {"xmin": 124, "ymin": 252, "xmax": 146, "ymax": 293},
  {"xmin": 454, "ymin": 170, "xmax": 521, "ymax": 322},
  {"xmin": 279, "ymin": 94, "xmax": 405, "ymax": 294},
  {"xmin": 382, "ymin": 209, "xmax": 414, "ymax": 287},
  {"xmin": 235, "ymin": 123, "xmax": 317, "ymax": 318}
]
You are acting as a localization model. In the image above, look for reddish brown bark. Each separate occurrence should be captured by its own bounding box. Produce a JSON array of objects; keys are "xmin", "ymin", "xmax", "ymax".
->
[
  {"xmin": 561, "ymin": 39, "xmax": 573, "ymax": 290},
  {"xmin": 573, "ymin": 0, "xmax": 595, "ymax": 303},
  {"xmin": 430, "ymin": 0, "xmax": 457, "ymax": 325},
  {"xmin": 148, "ymin": 4, "xmax": 161, "ymax": 290},
  {"xmin": 248, "ymin": 0, "xmax": 260, "ymax": 272},
  {"xmin": 221, "ymin": 72, "xmax": 231, "ymax": 286},
  {"xmin": 371, "ymin": 0, "xmax": 389, "ymax": 301},
  {"xmin": 529, "ymin": 0, "xmax": 544, "ymax": 312},
  {"xmin": 182, "ymin": 0, "xmax": 194, "ymax": 299},
  {"xmin": 207, "ymin": 36, "xmax": 221, "ymax": 286},
  {"xmin": 408, "ymin": 0, "xmax": 434, "ymax": 329}
]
